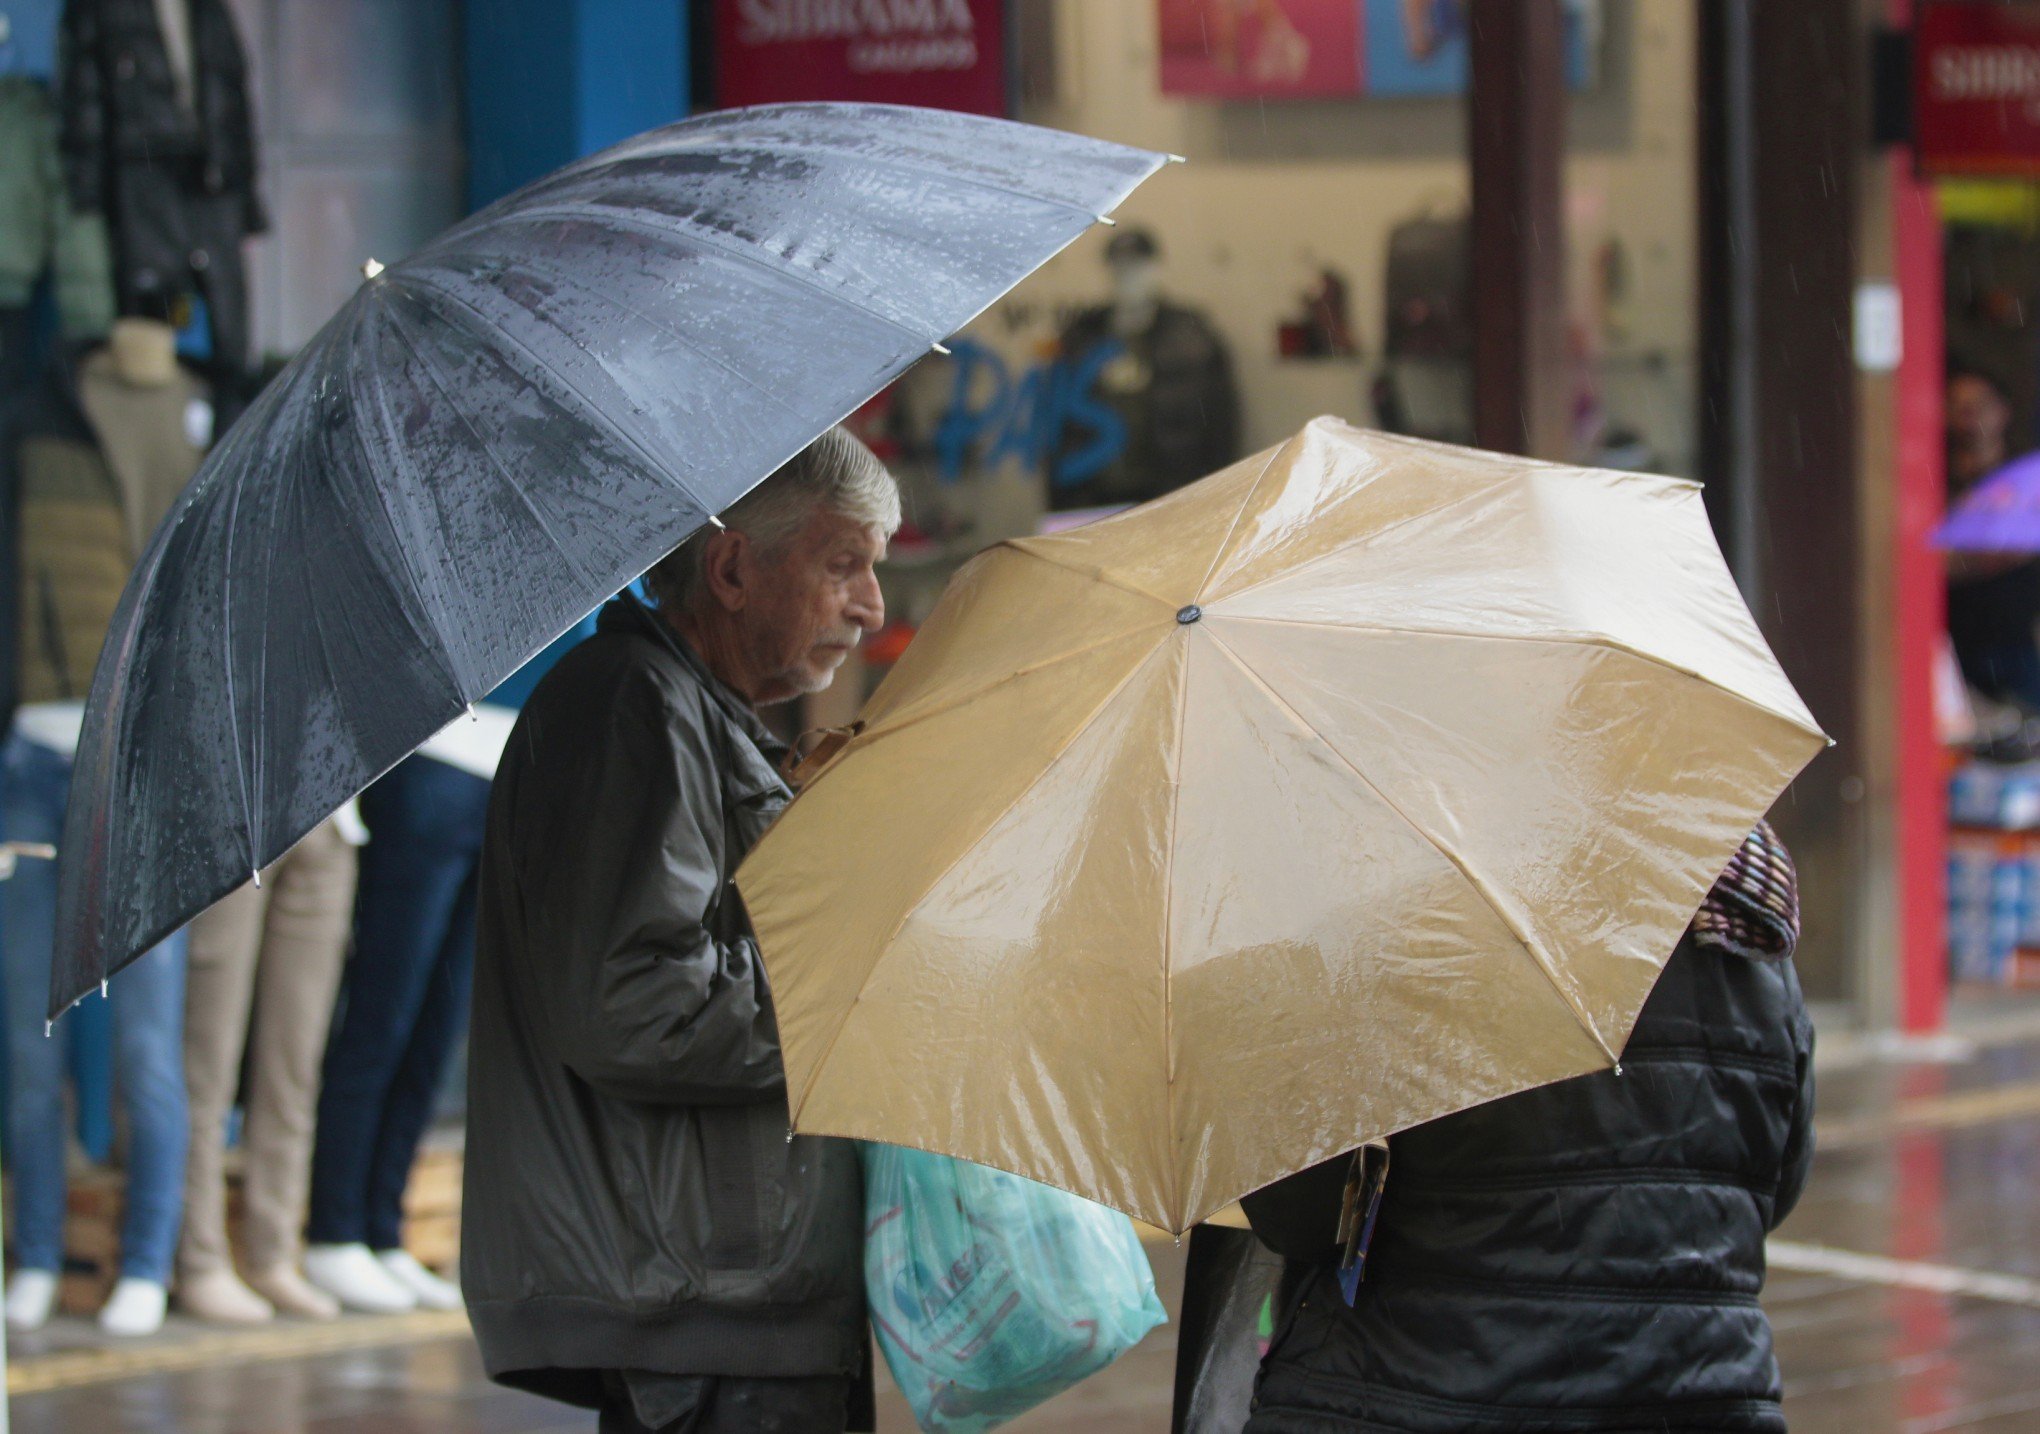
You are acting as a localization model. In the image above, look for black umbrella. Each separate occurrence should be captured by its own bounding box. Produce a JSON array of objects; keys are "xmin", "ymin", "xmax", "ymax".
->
[{"xmin": 51, "ymin": 103, "xmax": 1168, "ymax": 1016}]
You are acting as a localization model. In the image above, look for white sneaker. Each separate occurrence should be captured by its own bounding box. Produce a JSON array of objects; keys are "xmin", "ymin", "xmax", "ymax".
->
[
  {"xmin": 302, "ymin": 1243, "xmax": 416, "ymax": 1314},
  {"xmin": 376, "ymin": 1249, "xmax": 462, "ymax": 1311},
  {"xmin": 98, "ymin": 1277, "xmax": 168, "ymax": 1337},
  {"xmin": 5, "ymin": 1269, "xmax": 58, "ymax": 1332}
]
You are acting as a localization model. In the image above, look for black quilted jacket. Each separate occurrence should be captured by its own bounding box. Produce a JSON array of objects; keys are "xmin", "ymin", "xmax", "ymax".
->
[{"xmin": 1240, "ymin": 924, "xmax": 1815, "ymax": 1433}]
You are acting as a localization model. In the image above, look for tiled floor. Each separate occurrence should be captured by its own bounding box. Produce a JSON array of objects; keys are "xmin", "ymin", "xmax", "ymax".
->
[{"xmin": 18, "ymin": 1016, "xmax": 2040, "ymax": 1432}]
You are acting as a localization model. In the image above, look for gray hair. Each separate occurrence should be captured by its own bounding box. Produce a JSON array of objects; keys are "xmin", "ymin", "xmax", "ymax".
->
[{"xmin": 646, "ymin": 427, "xmax": 901, "ymax": 611}]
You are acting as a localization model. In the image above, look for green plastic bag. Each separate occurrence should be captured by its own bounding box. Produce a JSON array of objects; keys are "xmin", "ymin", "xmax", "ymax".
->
[{"xmin": 862, "ymin": 1143, "xmax": 1168, "ymax": 1432}]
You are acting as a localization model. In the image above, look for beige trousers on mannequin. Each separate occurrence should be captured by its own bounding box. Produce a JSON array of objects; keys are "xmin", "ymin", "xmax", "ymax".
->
[{"xmin": 179, "ymin": 818, "xmax": 357, "ymax": 1280}]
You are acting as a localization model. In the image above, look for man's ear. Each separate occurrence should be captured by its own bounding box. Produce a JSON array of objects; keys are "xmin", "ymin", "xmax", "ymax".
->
[{"xmin": 701, "ymin": 528, "xmax": 751, "ymax": 613}]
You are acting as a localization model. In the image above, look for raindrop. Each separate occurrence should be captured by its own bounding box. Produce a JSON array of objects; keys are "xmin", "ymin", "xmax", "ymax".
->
[
  {"xmin": 100, "ymin": 980, "xmax": 108, "ymax": 1000},
  {"xmin": 252, "ymin": 868, "xmax": 263, "ymax": 889},
  {"xmin": 43, "ymin": 1021, "xmax": 52, "ymax": 1038}
]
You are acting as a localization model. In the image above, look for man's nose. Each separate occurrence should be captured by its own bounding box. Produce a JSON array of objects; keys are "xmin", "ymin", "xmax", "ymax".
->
[{"xmin": 848, "ymin": 571, "xmax": 884, "ymax": 631}]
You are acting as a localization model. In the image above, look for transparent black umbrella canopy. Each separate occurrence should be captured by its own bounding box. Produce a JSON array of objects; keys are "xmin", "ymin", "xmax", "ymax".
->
[{"xmin": 50, "ymin": 103, "xmax": 1170, "ymax": 1018}]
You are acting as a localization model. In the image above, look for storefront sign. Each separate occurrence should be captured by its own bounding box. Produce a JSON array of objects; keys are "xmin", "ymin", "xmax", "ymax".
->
[
  {"xmin": 1915, "ymin": 1, "xmax": 2040, "ymax": 176},
  {"xmin": 1157, "ymin": 0, "xmax": 1598, "ymax": 100},
  {"xmin": 713, "ymin": 0, "xmax": 1007, "ymax": 115}
]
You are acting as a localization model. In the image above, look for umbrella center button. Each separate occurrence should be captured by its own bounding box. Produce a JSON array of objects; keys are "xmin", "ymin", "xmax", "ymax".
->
[{"xmin": 1176, "ymin": 605, "xmax": 1203, "ymax": 625}]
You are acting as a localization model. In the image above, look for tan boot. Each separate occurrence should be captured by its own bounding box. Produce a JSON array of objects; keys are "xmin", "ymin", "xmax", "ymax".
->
[
  {"xmin": 176, "ymin": 1267, "xmax": 273, "ymax": 1325},
  {"xmin": 246, "ymin": 1264, "xmax": 341, "ymax": 1320}
]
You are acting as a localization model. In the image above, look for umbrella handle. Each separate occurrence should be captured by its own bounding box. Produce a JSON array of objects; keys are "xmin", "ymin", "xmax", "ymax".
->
[{"xmin": 782, "ymin": 723, "xmax": 864, "ymax": 791}]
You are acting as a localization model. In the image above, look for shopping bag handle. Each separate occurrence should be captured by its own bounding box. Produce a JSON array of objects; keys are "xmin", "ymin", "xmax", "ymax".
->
[{"xmin": 782, "ymin": 723, "xmax": 863, "ymax": 790}]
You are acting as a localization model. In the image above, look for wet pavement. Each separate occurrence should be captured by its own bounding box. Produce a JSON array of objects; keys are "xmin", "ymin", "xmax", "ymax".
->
[{"xmin": 16, "ymin": 1016, "xmax": 2040, "ymax": 1433}]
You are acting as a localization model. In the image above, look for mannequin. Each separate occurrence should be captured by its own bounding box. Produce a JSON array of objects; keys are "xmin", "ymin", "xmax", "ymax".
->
[
  {"xmin": 1050, "ymin": 228, "xmax": 1239, "ymax": 511},
  {"xmin": 107, "ymin": 314, "xmax": 179, "ymax": 385},
  {"xmin": 177, "ymin": 811, "xmax": 359, "ymax": 1324},
  {"xmin": 1, "ymin": 326, "xmax": 207, "ymax": 1338},
  {"xmin": 302, "ymin": 715, "xmax": 517, "ymax": 1315}
]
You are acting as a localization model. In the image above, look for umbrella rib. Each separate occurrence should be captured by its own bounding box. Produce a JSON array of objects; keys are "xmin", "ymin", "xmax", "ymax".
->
[
  {"xmin": 998, "ymin": 539, "xmax": 1179, "ymax": 610},
  {"xmin": 216, "ymin": 442, "xmax": 265, "ymax": 876},
  {"xmin": 1192, "ymin": 439, "xmax": 1291, "ymax": 603},
  {"xmin": 1212, "ymin": 614, "xmax": 1826, "ymax": 741},
  {"xmin": 787, "ymin": 633, "xmax": 1172, "ymax": 1132},
  {"xmin": 632, "ymin": 136, "xmax": 1143, "ymax": 220},
  {"xmin": 470, "ymin": 250, "xmax": 821, "ymax": 430},
  {"xmin": 392, "ymin": 270, "xmax": 720, "ymax": 520},
  {"xmin": 346, "ymin": 299, "xmax": 479, "ymax": 700},
  {"xmin": 382, "ymin": 296, "xmax": 603, "ymax": 597},
  {"xmin": 1201, "ymin": 626, "xmax": 1621, "ymax": 1067},
  {"xmin": 490, "ymin": 202, "xmax": 938, "ymax": 354},
  {"xmin": 1159, "ymin": 632, "xmax": 1191, "ymax": 1228},
  {"xmin": 831, "ymin": 622, "xmax": 1166, "ymax": 758}
]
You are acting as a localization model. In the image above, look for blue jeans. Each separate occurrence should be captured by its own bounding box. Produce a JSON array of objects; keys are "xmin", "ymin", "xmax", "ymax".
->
[
  {"xmin": 306, "ymin": 754, "xmax": 487, "ymax": 1250},
  {"xmin": 2, "ymin": 734, "xmax": 188, "ymax": 1282}
]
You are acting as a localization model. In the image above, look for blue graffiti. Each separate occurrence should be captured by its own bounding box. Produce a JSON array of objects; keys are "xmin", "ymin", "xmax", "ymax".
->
[{"xmin": 932, "ymin": 337, "xmax": 1128, "ymax": 488}]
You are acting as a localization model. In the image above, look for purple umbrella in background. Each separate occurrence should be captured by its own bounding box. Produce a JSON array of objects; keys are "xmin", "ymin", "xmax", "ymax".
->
[{"xmin": 1936, "ymin": 450, "xmax": 2040, "ymax": 551}]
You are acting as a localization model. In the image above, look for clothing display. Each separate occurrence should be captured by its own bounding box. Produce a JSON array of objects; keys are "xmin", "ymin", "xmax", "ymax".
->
[
  {"xmin": 5, "ymin": 335, "xmax": 206, "ymax": 711},
  {"xmin": 178, "ymin": 816, "xmax": 358, "ymax": 1313},
  {"xmin": 1051, "ymin": 298, "xmax": 1238, "ymax": 510},
  {"xmin": 462, "ymin": 597, "xmax": 867, "ymax": 1416},
  {"xmin": 304, "ymin": 754, "xmax": 489, "ymax": 1260},
  {"xmin": 57, "ymin": 0, "xmax": 266, "ymax": 377},
  {"xmin": 0, "ymin": 75, "xmax": 115, "ymax": 350},
  {"xmin": 2, "ymin": 730, "xmax": 187, "ymax": 1290},
  {"xmin": 0, "ymin": 331, "xmax": 206, "ymax": 1333}
]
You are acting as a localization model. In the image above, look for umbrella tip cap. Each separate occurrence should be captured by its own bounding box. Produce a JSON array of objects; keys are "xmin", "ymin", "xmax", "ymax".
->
[{"xmin": 1176, "ymin": 604, "xmax": 1203, "ymax": 625}]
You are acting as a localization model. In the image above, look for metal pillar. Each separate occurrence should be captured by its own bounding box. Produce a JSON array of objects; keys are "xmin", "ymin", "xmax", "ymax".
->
[{"xmin": 1467, "ymin": 0, "xmax": 1570, "ymax": 460}]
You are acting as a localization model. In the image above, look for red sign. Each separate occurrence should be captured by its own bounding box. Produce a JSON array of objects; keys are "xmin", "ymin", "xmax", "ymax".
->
[
  {"xmin": 1157, "ymin": 0, "xmax": 1359, "ymax": 99},
  {"xmin": 714, "ymin": 0, "xmax": 1007, "ymax": 116},
  {"xmin": 1915, "ymin": 1, "xmax": 2040, "ymax": 176}
]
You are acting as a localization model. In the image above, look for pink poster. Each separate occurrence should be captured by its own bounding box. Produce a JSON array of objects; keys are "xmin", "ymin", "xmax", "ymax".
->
[{"xmin": 1157, "ymin": 0, "xmax": 1362, "ymax": 99}]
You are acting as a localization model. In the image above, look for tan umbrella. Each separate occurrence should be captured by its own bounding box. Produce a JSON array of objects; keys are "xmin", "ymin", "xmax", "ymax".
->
[{"xmin": 736, "ymin": 417, "xmax": 1827, "ymax": 1234}]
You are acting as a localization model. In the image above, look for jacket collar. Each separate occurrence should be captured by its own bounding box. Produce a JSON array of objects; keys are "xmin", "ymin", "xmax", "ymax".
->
[{"xmin": 601, "ymin": 592, "xmax": 788, "ymax": 762}]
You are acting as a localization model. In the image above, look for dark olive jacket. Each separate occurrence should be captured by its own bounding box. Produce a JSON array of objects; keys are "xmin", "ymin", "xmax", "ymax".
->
[
  {"xmin": 1241, "ymin": 930, "xmax": 1816, "ymax": 1434},
  {"xmin": 461, "ymin": 597, "xmax": 865, "ymax": 1409}
]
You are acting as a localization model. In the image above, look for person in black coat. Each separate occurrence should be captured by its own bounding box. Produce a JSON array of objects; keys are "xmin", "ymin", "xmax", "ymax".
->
[{"xmin": 1236, "ymin": 822, "xmax": 1814, "ymax": 1434}]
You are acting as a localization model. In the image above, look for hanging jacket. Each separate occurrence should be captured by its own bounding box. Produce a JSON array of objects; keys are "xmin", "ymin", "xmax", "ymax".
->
[
  {"xmin": 1051, "ymin": 300, "xmax": 1239, "ymax": 509},
  {"xmin": 56, "ymin": 0, "xmax": 264, "ymax": 372},
  {"xmin": 462, "ymin": 596, "xmax": 868, "ymax": 1419},
  {"xmin": 3, "ymin": 352, "xmax": 122, "ymax": 716},
  {"xmin": 1239, "ymin": 824, "xmax": 1814, "ymax": 1434},
  {"xmin": 0, "ymin": 76, "xmax": 115, "ymax": 335}
]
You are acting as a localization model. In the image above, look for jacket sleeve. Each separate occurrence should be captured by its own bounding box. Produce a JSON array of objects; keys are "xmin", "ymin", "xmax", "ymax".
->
[
  {"xmin": 1770, "ymin": 961, "xmax": 1817, "ymax": 1228},
  {"xmin": 1239, "ymin": 1150, "xmax": 1347, "ymax": 1264},
  {"xmin": 56, "ymin": 0, "xmax": 107, "ymax": 214},
  {"xmin": 517, "ymin": 667, "xmax": 785, "ymax": 1107}
]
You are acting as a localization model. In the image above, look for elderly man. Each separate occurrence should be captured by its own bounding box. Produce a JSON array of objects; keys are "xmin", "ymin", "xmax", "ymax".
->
[{"xmin": 461, "ymin": 428, "xmax": 899, "ymax": 1434}]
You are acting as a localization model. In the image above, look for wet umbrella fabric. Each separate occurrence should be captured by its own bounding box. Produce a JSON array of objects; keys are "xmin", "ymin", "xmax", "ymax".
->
[
  {"xmin": 736, "ymin": 418, "xmax": 1828, "ymax": 1234},
  {"xmin": 51, "ymin": 103, "xmax": 1167, "ymax": 1016},
  {"xmin": 1935, "ymin": 449, "xmax": 2040, "ymax": 552}
]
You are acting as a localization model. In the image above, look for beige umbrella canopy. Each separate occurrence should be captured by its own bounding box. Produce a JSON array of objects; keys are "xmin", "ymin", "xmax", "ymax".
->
[{"xmin": 736, "ymin": 416, "xmax": 1827, "ymax": 1234}]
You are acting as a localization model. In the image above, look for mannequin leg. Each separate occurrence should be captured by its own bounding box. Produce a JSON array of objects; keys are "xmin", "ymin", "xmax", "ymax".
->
[
  {"xmin": 109, "ymin": 931, "xmax": 188, "ymax": 1286},
  {"xmin": 2, "ymin": 735, "xmax": 75, "ymax": 1282},
  {"xmin": 241, "ymin": 822, "xmax": 356, "ymax": 1273},
  {"xmin": 363, "ymin": 857, "xmax": 478, "ymax": 1254},
  {"xmin": 306, "ymin": 759, "xmax": 472, "ymax": 1247},
  {"xmin": 178, "ymin": 878, "xmax": 269, "ymax": 1285}
]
